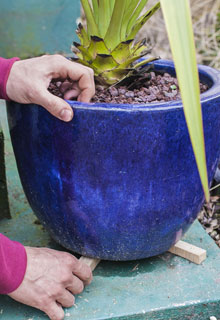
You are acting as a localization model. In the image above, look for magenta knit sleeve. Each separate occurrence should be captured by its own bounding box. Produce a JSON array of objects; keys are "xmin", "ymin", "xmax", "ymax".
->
[
  {"xmin": 0, "ymin": 57, "xmax": 20, "ymax": 100},
  {"xmin": 0, "ymin": 233, "xmax": 27, "ymax": 294}
]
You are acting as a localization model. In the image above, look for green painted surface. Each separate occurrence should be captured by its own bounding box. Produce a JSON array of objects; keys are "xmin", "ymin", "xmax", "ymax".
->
[
  {"xmin": 0, "ymin": 102, "xmax": 27, "ymax": 219},
  {"xmin": 0, "ymin": 100, "xmax": 220, "ymax": 320},
  {"xmin": 0, "ymin": 0, "xmax": 80, "ymax": 58}
]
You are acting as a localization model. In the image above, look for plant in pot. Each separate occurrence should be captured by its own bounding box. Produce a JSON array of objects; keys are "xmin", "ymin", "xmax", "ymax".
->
[{"xmin": 7, "ymin": 0, "xmax": 220, "ymax": 260}]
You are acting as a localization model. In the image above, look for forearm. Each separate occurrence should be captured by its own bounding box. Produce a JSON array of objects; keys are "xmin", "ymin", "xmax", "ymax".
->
[
  {"xmin": 0, "ymin": 57, "xmax": 20, "ymax": 100},
  {"xmin": 0, "ymin": 233, "xmax": 27, "ymax": 294}
]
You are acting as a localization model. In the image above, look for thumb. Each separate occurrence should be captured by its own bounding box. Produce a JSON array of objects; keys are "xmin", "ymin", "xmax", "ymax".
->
[{"xmin": 37, "ymin": 90, "xmax": 74, "ymax": 122}]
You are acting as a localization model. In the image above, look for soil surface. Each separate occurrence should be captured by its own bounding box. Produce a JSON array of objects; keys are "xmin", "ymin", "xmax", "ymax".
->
[{"xmin": 49, "ymin": 71, "xmax": 208, "ymax": 104}]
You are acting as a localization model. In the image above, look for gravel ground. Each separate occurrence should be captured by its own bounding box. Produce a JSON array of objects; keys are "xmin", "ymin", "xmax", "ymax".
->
[
  {"xmin": 137, "ymin": 0, "xmax": 220, "ymax": 69},
  {"xmin": 198, "ymin": 179, "xmax": 220, "ymax": 248}
]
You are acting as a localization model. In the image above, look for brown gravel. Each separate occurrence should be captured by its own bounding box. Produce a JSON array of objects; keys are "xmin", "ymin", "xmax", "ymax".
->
[
  {"xmin": 198, "ymin": 185, "xmax": 220, "ymax": 248},
  {"xmin": 48, "ymin": 81, "xmax": 63, "ymax": 99},
  {"xmin": 49, "ymin": 71, "xmax": 208, "ymax": 104}
]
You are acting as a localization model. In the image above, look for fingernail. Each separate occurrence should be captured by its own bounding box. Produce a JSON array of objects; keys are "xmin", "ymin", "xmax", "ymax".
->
[{"xmin": 60, "ymin": 109, "xmax": 73, "ymax": 122}]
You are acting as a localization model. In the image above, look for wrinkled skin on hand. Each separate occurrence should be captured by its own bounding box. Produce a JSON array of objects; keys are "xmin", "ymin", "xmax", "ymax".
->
[
  {"xmin": 9, "ymin": 247, "xmax": 93, "ymax": 320},
  {"xmin": 6, "ymin": 54, "xmax": 95, "ymax": 121}
]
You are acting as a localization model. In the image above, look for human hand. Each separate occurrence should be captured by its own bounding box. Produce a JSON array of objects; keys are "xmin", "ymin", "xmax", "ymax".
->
[
  {"xmin": 6, "ymin": 55, "xmax": 95, "ymax": 121},
  {"xmin": 8, "ymin": 247, "xmax": 93, "ymax": 320}
]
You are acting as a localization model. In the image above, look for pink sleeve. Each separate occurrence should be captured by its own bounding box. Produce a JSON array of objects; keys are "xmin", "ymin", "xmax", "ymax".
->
[
  {"xmin": 0, "ymin": 57, "xmax": 20, "ymax": 101},
  {"xmin": 0, "ymin": 233, "xmax": 27, "ymax": 294}
]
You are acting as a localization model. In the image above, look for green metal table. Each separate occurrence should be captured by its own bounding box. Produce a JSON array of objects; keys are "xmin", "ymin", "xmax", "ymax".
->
[{"xmin": 0, "ymin": 101, "xmax": 220, "ymax": 320}]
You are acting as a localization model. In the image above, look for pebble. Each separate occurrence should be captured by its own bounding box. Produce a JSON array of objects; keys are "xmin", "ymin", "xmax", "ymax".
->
[
  {"xmin": 150, "ymin": 86, "xmax": 160, "ymax": 95},
  {"xmin": 164, "ymin": 91, "xmax": 177, "ymax": 98},
  {"xmin": 109, "ymin": 87, "xmax": 119, "ymax": 97},
  {"xmin": 147, "ymin": 94, "xmax": 157, "ymax": 102},
  {"xmin": 211, "ymin": 230, "xmax": 217, "ymax": 237},
  {"xmin": 143, "ymin": 87, "xmax": 151, "ymax": 94},
  {"xmin": 150, "ymin": 72, "xmax": 156, "ymax": 79},
  {"xmin": 125, "ymin": 91, "xmax": 134, "ymax": 98},
  {"xmin": 164, "ymin": 77, "xmax": 173, "ymax": 83},
  {"xmin": 119, "ymin": 88, "xmax": 126, "ymax": 94},
  {"xmin": 134, "ymin": 97, "xmax": 143, "ymax": 102},
  {"xmin": 215, "ymin": 234, "xmax": 220, "ymax": 241}
]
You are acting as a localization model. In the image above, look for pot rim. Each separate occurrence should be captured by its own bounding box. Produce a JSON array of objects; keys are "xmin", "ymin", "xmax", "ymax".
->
[{"xmin": 67, "ymin": 59, "xmax": 220, "ymax": 112}]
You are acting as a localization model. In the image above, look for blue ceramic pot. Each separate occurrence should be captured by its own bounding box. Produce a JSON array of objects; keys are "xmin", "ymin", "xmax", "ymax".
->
[{"xmin": 7, "ymin": 60, "xmax": 220, "ymax": 260}]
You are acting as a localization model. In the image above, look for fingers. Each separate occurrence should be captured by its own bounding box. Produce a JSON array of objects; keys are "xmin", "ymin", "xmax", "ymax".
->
[
  {"xmin": 51, "ymin": 55, "xmax": 95, "ymax": 103},
  {"xmin": 37, "ymin": 89, "xmax": 74, "ymax": 122},
  {"xmin": 59, "ymin": 252, "xmax": 93, "ymax": 285},
  {"xmin": 64, "ymin": 89, "xmax": 80, "ymax": 100},
  {"xmin": 43, "ymin": 302, "xmax": 65, "ymax": 320},
  {"xmin": 71, "ymin": 259, "xmax": 93, "ymax": 286},
  {"xmin": 56, "ymin": 290, "xmax": 75, "ymax": 308},
  {"xmin": 68, "ymin": 63, "xmax": 95, "ymax": 103},
  {"xmin": 67, "ymin": 275, "xmax": 84, "ymax": 295},
  {"xmin": 60, "ymin": 80, "xmax": 73, "ymax": 94},
  {"xmin": 7, "ymin": 54, "xmax": 95, "ymax": 116},
  {"xmin": 8, "ymin": 246, "xmax": 93, "ymax": 320},
  {"xmin": 61, "ymin": 82, "xmax": 81, "ymax": 100}
]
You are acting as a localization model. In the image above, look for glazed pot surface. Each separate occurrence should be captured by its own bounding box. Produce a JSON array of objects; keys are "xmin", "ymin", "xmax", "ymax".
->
[{"xmin": 7, "ymin": 60, "xmax": 220, "ymax": 260}]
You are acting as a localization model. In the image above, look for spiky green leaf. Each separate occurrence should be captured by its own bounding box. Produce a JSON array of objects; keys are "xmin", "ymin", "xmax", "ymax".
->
[
  {"xmin": 160, "ymin": 0, "xmax": 209, "ymax": 201},
  {"xmin": 98, "ymin": 0, "xmax": 111, "ymax": 38},
  {"xmin": 74, "ymin": 0, "xmax": 160, "ymax": 87},
  {"xmin": 76, "ymin": 23, "xmax": 90, "ymax": 47},
  {"xmin": 104, "ymin": 0, "xmax": 127, "ymax": 50},
  {"xmin": 134, "ymin": 56, "xmax": 159, "ymax": 69},
  {"xmin": 90, "ymin": 36, "xmax": 110, "ymax": 55},
  {"xmin": 126, "ymin": 0, "xmax": 149, "ymax": 36},
  {"xmin": 128, "ymin": 2, "xmax": 160, "ymax": 40},
  {"xmin": 111, "ymin": 40, "xmax": 133, "ymax": 64},
  {"xmin": 92, "ymin": 0, "xmax": 99, "ymax": 24},
  {"xmin": 121, "ymin": 0, "xmax": 142, "ymax": 40},
  {"xmin": 91, "ymin": 54, "xmax": 118, "ymax": 72},
  {"xmin": 81, "ymin": 0, "xmax": 99, "ymax": 36},
  {"xmin": 73, "ymin": 42, "xmax": 93, "ymax": 61},
  {"xmin": 97, "ymin": 69, "xmax": 133, "ymax": 85}
]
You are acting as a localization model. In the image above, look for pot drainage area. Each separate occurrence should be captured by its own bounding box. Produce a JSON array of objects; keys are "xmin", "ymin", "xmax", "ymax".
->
[{"xmin": 0, "ymin": 100, "xmax": 220, "ymax": 320}]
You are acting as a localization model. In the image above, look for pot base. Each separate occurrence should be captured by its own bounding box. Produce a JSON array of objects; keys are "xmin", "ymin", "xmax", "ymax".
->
[{"xmin": 1, "ymin": 199, "xmax": 220, "ymax": 319}]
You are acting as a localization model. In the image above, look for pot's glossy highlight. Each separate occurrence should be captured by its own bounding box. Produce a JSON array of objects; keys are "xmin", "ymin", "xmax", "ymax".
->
[{"xmin": 7, "ymin": 60, "xmax": 220, "ymax": 260}]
